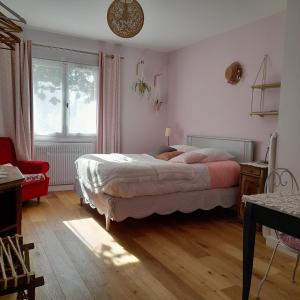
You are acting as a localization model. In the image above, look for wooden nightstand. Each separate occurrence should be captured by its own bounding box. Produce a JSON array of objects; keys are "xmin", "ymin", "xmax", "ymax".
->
[{"xmin": 238, "ymin": 162, "xmax": 268, "ymax": 221}]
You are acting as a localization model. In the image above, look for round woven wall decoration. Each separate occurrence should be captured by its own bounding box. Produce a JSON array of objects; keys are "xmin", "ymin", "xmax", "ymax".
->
[
  {"xmin": 225, "ymin": 62, "xmax": 243, "ymax": 85},
  {"xmin": 107, "ymin": 0, "xmax": 144, "ymax": 38}
]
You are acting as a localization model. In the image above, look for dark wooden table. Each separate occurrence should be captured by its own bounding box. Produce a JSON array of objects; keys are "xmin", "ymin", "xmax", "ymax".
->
[
  {"xmin": 0, "ymin": 166, "xmax": 24, "ymax": 236},
  {"xmin": 242, "ymin": 192, "xmax": 300, "ymax": 300}
]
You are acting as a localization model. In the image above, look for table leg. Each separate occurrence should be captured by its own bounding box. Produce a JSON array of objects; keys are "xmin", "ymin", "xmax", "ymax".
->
[{"xmin": 243, "ymin": 202, "xmax": 257, "ymax": 300}]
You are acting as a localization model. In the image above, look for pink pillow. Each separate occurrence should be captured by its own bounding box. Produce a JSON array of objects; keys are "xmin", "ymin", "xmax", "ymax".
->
[{"xmin": 169, "ymin": 151, "xmax": 207, "ymax": 164}]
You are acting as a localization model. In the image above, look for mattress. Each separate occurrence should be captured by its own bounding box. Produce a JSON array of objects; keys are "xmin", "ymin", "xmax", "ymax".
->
[{"xmin": 76, "ymin": 153, "xmax": 240, "ymax": 198}]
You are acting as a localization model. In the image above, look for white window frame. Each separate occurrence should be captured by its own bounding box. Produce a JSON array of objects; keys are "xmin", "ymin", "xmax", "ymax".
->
[{"xmin": 33, "ymin": 58, "xmax": 98, "ymax": 142}]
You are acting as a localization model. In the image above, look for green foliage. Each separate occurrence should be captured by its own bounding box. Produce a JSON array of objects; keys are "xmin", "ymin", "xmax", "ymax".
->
[
  {"xmin": 67, "ymin": 68, "xmax": 96, "ymax": 103},
  {"xmin": 134, "ymin": 79, "xmax": 151, "ymax": 97},
  {"xmin": 33, "ymin": 63, "xmax": 96, "ymax": 106},
  {"xmin": 33, "ymin": 64, "xmax": 62, "ymax": 105}
]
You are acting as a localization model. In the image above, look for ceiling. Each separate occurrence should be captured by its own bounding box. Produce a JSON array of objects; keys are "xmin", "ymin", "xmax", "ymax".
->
[{"xmin": 1, "ymin": 0, "xmax": 286, "ymax": 52}]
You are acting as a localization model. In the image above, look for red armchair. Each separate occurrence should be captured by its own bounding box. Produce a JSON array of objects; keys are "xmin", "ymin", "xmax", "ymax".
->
[{"xmin": 0, "ymin": 137, "xmax": 49, "ymax": 203}]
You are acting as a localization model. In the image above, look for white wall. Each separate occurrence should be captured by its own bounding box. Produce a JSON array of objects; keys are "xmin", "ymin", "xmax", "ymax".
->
[
  {"xmin": 0, "ymin": 29, "xmax": 169, "ymax": 153},
  {"xmin": 277, "ymin": 0, "xmax": 300, "ymax": 180}
]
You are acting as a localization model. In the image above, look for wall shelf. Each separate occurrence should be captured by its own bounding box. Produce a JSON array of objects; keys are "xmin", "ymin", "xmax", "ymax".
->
[
  {"xmin": 250, "ymin": 55, "xmax": 281, "ymax": 117},
  {"xmin": 250, "ymin": 111, "xmax": 279, "ymax": 117},
  {"xmin": 251, "ymin": 82, "xmax": 281, "ymax": 89}
]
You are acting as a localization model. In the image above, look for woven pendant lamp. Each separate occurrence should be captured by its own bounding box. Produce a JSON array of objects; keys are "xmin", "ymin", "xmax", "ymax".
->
[{"xmin": 107, "ymin": 0, "xmax": 144, "ymax": 38}]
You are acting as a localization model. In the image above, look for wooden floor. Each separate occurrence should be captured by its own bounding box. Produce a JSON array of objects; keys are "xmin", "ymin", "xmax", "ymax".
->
[{"xmin": 2, "ymin": 191, "xmax": 300, "ymax": 300}]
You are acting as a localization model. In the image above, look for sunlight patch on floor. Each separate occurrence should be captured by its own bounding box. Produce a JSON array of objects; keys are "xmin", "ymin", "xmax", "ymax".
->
[{"xmin": 63, "ymin": 218, "xmax": 139, "ymax": 266}]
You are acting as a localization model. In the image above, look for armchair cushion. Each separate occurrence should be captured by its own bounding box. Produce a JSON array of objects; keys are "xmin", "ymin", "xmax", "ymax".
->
[
  {"xmin": 17, "ymin": 160, "xmax": 49, "ymax": 174},
  {"xmin": 280, "ymin": 234, "xmax": 300, "ymax": 251},
  {"xmin": 23, "ymin": 173, "xmax": 46, "ymax": 185}
]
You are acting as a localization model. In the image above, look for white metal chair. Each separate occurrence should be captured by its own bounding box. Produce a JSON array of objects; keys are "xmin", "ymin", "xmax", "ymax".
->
[{"xmin": 256, "ymin": 168, "xmax": 300, "ymax": 299}]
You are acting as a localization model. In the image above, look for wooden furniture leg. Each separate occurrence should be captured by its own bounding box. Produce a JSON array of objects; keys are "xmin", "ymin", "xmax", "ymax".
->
[
  {"xmin": 27, "ymin": 275, "xmax": 36, "ymax": 300},
  {"xmin": 105, "ymin": 215, "xmax": 111, "ymax": 231}
]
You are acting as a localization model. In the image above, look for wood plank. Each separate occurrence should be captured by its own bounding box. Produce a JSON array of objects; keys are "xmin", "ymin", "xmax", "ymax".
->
[
  {"xmin": 21, "ymin": 215, "xmax": 66, "ymax": 300},
  {"xmin": 134, "ymin": 231, "xmax": 232, "ymax": 297},
  {"xmin": 251, "ymin": 83, "xmax": 281, "ymax": 89},
  {"xmin": 14, "ymin": 192, "xmax": 300, "ymax": 300},
  {"xmin": 112, "ymin": 228, "xmax": 203, "ymax": 300},
  {"xmin": 57, "ymin": 219, "xmax": 155, "ymax": 300},
  {"xmin": 32, "ymin": 221, "xmax": 94, "ymax": 300},
  {"xmin": 250, "ymin": 111, "xmax": 279, "ymax": 117}
]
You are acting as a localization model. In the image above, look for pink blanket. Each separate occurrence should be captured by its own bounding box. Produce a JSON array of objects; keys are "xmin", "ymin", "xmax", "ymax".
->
[{"xmin": 206, "ymin": 161, "xmax": 240, "ymax": 188}]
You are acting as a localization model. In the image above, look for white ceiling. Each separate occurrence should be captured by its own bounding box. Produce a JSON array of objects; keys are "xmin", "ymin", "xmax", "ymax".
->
[{"xmin": 1, "ymin": 0, "xmax": 286, "ymax": 52}]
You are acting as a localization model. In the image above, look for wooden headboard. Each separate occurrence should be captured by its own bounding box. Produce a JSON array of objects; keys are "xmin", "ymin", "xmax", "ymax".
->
[{"xmin": 187, "ymin": 135, "xmax": 254, "ymax": 162}]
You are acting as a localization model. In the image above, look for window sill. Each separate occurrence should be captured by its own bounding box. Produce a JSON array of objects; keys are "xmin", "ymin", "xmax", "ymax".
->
[{"xmin": 34, "ymin": 136, "xmax": 96, "ymax": 144}]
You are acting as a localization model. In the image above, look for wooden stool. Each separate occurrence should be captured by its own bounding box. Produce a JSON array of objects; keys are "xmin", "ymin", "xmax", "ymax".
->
[{"xmin": 0, "ymin": 235, "xmax": 44, "ymax": 300}]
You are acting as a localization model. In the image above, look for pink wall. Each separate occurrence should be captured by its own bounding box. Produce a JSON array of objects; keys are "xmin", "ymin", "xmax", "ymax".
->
[
  {"xmin": 167, "ymin": 13, "xmax": 285, "ymax": 160},
  {"xmin": 119, "ymin": 47, "xmax": 168, "ymax": 154},
  {"xmin": 277, "ymin": 0, "xmax": 300, "ymax": 181}
]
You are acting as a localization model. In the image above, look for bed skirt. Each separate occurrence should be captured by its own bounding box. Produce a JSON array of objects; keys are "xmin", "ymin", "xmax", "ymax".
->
[{"xmin": 75, "ymin": 179, "xmax": 238, "ymax": 230}]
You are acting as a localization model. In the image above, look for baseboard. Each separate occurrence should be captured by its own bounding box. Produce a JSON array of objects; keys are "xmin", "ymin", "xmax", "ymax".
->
[{"xmin": 49, "ymin": 185, "xmax": 74, "ymax": 192}]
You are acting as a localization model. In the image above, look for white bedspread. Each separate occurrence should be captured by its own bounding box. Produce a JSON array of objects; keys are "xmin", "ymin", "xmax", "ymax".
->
[{"xmin": 75, "ymin": 154, "xmax": 201, "ymax": 197}]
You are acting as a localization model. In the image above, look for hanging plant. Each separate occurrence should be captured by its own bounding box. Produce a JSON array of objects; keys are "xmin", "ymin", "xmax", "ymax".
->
[
  {"xmin": 152, "ymin": 73, "xmax": 163, "ymax": 113},
  {"xmin": 134, "ymin": 79, "xmax": 151, "ymax": 96},
  {"xmin": 133, "ymin": 60, "xmax": 151, "ymax": 97}
]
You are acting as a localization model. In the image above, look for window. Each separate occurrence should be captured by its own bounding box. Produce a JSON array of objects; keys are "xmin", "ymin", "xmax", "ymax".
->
[{"xmin": 33, "ymin": 59, "xmax": 98, "ymax": 139}]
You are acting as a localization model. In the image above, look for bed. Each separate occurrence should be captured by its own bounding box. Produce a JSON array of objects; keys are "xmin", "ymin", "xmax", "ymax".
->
[{"xmin": 75, "ymin": 135, "xmax": 254, "ymax": 230}]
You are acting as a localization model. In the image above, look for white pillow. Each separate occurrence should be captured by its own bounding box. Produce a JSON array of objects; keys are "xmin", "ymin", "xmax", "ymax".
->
[
  {"xmin": 171, "ymin": 144, "xmax": 198, "ymax": 152},
  {"xmin": 169, "ymin": 151, "xmax": 208, "ymax": 164},
  {"xmin": 197, "ymin": 148, "xmax": 234, "ymax": 162}
]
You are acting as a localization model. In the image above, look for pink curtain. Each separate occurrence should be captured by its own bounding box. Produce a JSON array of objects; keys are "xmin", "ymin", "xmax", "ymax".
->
[
  {"xmin": 13, "ymin": 41, "xmax": 34, "ymax": 160},
  {"xmin": 0, "ymin": 40, "xmax": 33, "ymax": 160},
  {"xmin": 96, "ymin": 52, "xmax": 121, "ymax": 153}
]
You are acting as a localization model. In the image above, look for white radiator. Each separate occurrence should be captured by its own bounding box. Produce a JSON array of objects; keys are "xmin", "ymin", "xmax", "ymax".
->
[{"xmin": 34, "ymin": 142, "xmax": 95, "ymax": 186}]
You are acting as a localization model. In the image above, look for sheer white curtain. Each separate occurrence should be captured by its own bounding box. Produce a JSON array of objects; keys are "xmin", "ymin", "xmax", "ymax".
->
[
  {"xmin": 96, "ymin": 52, "xmax": 121, "ymax": 153},
  {"xmin": 0, "ymin": 40, "xmax": 33, "ymax": 160}
]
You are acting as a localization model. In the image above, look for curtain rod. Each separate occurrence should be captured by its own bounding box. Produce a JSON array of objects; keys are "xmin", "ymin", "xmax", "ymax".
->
[
  {"xmin": 32, "ymin": 43, "xmax": 124, "ymax": 59},
  {"xmin": 0, "ymin": 1, "xmax": 26, "ymax": 23}
]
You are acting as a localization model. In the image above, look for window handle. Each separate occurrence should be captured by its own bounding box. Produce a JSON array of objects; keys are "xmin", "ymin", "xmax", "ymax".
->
[{"xmin": 66, "ymin": 102, "xmax": 69, "ymax": 108}]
